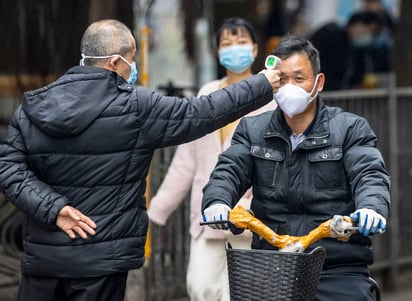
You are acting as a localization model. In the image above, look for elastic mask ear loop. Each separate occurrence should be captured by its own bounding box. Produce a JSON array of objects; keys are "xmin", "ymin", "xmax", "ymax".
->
[
  {"xmin": 80, "ymin": 53, "xmax": 86, "ymax": 66},
  {"xmin": 79, "ymin": 53, "xmax": 120, "ymax": 66},
  {"xmin": 308, "ymin": 74, "xmax": 320, "ymax": 102},
  {"xmin": 117, "ymin": 55, "xmax": 133, "ymax": 67}
]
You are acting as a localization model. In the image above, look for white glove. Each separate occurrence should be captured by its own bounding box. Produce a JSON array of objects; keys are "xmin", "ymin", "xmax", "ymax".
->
[
  {"xmin": 202, "ymin": 204, "xmax": 231, "ymax": 230},
  {"xmin": 350, "ymin": 208, "xmax": 386, "ymax": 236}
]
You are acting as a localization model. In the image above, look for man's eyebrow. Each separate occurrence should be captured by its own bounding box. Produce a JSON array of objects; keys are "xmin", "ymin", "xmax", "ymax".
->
[{"xmin": 280, "ymin": 70, "xmax": 304, "ymax": 76}]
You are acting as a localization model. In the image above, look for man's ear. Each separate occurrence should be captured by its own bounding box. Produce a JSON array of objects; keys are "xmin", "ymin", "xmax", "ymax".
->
[
  {"xmin": 316, "ymin": 73, "xmax": 325, "ymax": 93},
  {"xmin": 108, "ymin": 56, "xmax": 120, "ymax": 70}
]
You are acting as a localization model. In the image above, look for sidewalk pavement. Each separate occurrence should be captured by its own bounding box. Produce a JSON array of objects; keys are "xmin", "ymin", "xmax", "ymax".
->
[
  {"xmin": 2, "ymin": 285, "xmax": 412, "ymax": 300},
  {"xmin": 381, "ymin": 288, "xmax": 412, "ymax": 301}
]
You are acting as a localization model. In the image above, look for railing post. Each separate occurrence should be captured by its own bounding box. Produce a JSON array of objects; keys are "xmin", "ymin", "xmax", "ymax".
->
[{"xmin": 385, "ymin": 72, "xmax": 400, "ymax": 290}]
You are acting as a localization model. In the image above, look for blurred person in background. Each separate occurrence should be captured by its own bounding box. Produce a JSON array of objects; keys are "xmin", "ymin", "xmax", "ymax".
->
[
  {"xmin": 147, "ymin": 17, "xmax": 277, "ymax": 301},
  {"xmin": 363, "ymin": 0, "xmax": 396, "ymax": 33},
  {"xmin": 309, "ymin": 10, "xmax": 392, "ymax": 90}
]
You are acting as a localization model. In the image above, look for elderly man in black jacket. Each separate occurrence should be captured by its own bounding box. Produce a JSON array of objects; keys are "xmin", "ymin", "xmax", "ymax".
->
[
  {"xmin": 202, "ymin": 36, "xmax": 390, "ymax": 301},
  {"xmin": 0, "ymin": 19, "xmax": 280, "ymax": 301}
]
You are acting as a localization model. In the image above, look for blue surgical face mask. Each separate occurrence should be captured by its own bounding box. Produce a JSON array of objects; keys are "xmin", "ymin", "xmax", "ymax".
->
[
  {"xmin": 80, "ymin": 53, "xmax": 138, "ymax": 86},
  {"xmin": 118, "ymin": 56, "xmax": 138, "ymax": 85},
  {"xmin": 218, "ymin": 45, "xmax": 255, "ymax": 74},
  {"xmin": 128, "ymin": 63, "xmax": 138, "ymax": 85},
  {"xmin": 352, "ymin": 34, "xmax": 374, "ymax": 48}
]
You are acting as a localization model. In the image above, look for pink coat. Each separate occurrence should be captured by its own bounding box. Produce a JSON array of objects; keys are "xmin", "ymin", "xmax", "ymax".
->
[{"xmin": 147, "ymin": 78, "xmax": 277, "ymax": 239}]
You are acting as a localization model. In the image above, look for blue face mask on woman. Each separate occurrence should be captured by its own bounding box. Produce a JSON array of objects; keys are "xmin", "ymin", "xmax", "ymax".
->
[
  {"xmin": 218, "ymin": 45, "xmax": 255, "ymax": 74},
  {"xmin": 80, "ymin": 53, "xmax": 138, "ymax": 85}
]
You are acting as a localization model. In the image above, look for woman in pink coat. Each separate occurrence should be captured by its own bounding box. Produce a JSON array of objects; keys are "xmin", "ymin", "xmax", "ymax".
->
[{"xmin": 147, "ymin": 18, "xmax": 277, "ymax": 301}]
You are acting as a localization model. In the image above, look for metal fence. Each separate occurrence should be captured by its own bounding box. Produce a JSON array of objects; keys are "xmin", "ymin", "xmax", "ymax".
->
[
  {"xmin": 320, "ymin": 81, "xmax": 412, "ymax": 291},
  {"xmin": 1, "ymin": 78, "xmax": 412, "ymax": 300}
]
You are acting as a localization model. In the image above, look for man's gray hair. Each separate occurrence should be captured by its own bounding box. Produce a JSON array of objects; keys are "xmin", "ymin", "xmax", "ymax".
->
[{"xmin": 80, "ymin": 19, "xmax": 134, "ymax": 66}]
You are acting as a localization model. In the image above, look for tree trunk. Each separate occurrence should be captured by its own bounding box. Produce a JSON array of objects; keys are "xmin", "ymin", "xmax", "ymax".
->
[
  {"xmin": 394, "ymin": 1, "xmax": 412, "ymax": 86},
  {"xmin": 89, "ymin": 0, "xmax": 133, "ymax": 26}
]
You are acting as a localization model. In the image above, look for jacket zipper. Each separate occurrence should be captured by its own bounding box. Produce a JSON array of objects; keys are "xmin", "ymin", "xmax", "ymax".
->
[{"xmin": 272, "ymin": 161, "xmax": 280, "ymax": 186}]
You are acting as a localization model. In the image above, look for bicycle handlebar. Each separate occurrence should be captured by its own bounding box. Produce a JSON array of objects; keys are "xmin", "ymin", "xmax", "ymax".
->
[{"xmin": 200, "ymin": 205, "xmax": 382, "ymax": 253}]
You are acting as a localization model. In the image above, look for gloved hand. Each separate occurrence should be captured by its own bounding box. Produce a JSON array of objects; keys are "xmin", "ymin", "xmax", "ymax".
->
[
  {"xmin": 350, "ymin": 208, "xmax": 386, "ymax": 236},
  {"xmin": 202, "ymin": 204, "xmax": 231, "ymax": 230}
]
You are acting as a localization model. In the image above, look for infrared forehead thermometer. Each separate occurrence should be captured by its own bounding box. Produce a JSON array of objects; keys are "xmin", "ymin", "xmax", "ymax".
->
[{"xmin": 265, "ymin": 55, "xmax": 281, "ymax": 70}]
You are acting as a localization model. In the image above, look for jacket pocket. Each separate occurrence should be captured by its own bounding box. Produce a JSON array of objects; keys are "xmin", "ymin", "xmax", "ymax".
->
[
  {"xmin": 308, "ymin": 147, "xmax": 346, "ymax": 190},
  {"xmin": 250, "ymin": 145, "xmax": 285, "ymax": 187}
]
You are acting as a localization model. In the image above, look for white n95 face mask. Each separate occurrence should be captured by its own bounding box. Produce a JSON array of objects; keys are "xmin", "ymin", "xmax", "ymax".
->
[{"xmin": 274, "ymin": 74, "xmax": 320, "ymax": 118}]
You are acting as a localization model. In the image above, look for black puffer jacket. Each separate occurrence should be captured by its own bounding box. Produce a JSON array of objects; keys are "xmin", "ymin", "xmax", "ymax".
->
[
  {"xmin": 202, "ymin": 98, "xmax": 390, "ymax": 268},
  {"xmin": 0, "ymin": 66, "xmax": 274, "ymax": 277}
]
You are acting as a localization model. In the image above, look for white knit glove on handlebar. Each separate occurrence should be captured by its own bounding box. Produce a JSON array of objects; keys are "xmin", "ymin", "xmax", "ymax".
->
[
  {"xmin": 350, "ymin": 208, "xmax": 386, "ymax": 236},
  {"xmin": 202, "ymin": 204, "xmax": 231, "ymax": 230}
]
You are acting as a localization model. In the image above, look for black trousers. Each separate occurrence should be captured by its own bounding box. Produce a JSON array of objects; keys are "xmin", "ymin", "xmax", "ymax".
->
[
  {"xmin": 17, "ymin": 272, "xmax": 128, "ymax": 301},
  {"xmin": 316, "ymin": 266, "xmax": 377, "ymax": 301}
]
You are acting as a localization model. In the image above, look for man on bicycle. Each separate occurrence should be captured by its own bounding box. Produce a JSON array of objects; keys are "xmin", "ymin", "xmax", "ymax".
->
[{"xmin": 202, "ymin": 36, "xmax": 390, "ymax": 300}]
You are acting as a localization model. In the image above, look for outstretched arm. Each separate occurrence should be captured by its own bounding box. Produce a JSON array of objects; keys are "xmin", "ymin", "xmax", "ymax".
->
[{"xmin": 141, "ymin": 71, "xmax": 280, "ymax": 149}]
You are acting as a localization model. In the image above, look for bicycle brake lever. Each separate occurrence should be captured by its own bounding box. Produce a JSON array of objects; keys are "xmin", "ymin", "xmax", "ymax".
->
[
  {"xmin": 347, "ymin": 226, "xmax": 385, "ymax": 234},
  {"xmin": 343, "ymin": 226, "xmax": 358, "ymax": 234},
  {"xmin": 199, "ymin": 220, "xmax": 231, "ymax": 226}
]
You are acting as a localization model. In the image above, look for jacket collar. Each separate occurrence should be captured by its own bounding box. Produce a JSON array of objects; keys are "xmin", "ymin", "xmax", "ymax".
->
[
  {"xmin": 265, "ymin": 97, "xmax": 331, "ymax": 148},
  {"xmin": 67, "ymin": 66, "xmax": 133, "ymax": 92}
]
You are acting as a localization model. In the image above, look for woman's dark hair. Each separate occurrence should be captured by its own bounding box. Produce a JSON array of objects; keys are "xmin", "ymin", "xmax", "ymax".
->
[
  {"xmin": 272, "ymin": 35, "xmax": 321, "ymax": 75},
  {"xmin": 215, "ymin": 17, "xmax": 257, "ymax": 47},
  {"xmin": 346, "ymin": 10, "xmax": 384, "ymax": 35}
]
